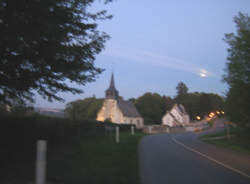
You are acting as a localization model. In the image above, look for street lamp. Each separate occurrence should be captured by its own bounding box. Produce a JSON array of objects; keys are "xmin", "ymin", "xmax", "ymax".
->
[{"xmin": 196, "ymin": 116, "xmax": 201, "ymax": 120}]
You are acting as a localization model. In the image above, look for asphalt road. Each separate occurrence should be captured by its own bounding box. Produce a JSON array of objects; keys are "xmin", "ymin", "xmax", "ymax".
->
[{"xmin": 139, "ymin": 131, "xmax": 250, "ymax": 184}]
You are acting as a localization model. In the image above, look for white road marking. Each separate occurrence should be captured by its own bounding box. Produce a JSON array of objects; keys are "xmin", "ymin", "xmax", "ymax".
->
[{"xmin": 172, "ymin": 137, "xmax": 250, "ymax": 179}]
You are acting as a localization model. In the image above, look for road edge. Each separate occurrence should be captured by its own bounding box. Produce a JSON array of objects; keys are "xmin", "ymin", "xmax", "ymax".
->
[{"xmin": 172, "ymin": 137, "xmax": 250, "ymax": 179}]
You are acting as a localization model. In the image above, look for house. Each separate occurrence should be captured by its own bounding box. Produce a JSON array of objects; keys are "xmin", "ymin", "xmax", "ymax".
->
[
  {"xmin": 96, "ymin": 73, "xmax": 144, "ymax": 128},
  {"xmin": 162, "ymin": 104, "xmax": 190, "ymax": 127}
]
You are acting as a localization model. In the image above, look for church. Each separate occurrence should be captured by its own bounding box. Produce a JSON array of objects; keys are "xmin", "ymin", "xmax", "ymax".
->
[
  {"xmin": 96, "ymin": 74, "xmax": 144, "ymax": 128},
  {"xmin": 162, "ymin": 104, "xmax": 190, "ymax": 127}
]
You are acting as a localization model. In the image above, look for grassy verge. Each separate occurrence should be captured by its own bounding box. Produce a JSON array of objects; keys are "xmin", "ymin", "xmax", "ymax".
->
[
  {"xmin": 47, "ymin": 132, "xmax": 145, "ymax": 184},
  {"xmin": 201, "ymin": 127, "xmax": 240, "ymax": 139},
  {"xmin": 200, "ymin": 127, "xmax": 250, "ymax": 155},
  {"xmin": 0, "ymin": 116, "xmax": 145, "ymax": 184}
]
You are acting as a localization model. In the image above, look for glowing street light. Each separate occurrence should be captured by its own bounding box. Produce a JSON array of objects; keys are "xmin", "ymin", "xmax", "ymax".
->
[
  {"xmin": 221, "ymin": 111, "xmax": 225, "ymax": 114},
  {"xmin": 209, "ymin": 112, "xmax": 215, "ymax": 118},
  {"xmin": 196, "ymin": 116, "xmax": 201, "ymax": 120}
]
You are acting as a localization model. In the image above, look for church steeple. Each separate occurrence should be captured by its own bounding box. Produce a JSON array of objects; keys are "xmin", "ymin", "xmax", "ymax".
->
[
  {"xmin": 109, "ymin": 73, "xmax": 115, "ymax": 89},
  {"xmin": 105, "ymin": 73, "xmax": 119, "ymax": 99}
]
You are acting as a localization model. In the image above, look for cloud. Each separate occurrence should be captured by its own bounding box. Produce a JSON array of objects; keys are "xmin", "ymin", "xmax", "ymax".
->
[{"xmin": 101, "ymin": 46, "xmax": 215, "ymax": 77}]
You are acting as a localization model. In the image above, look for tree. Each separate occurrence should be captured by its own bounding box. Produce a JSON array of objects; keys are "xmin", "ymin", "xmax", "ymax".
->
[
  {"xmin": 223, "ymin": 12, "xmax": 250, "ymax": 127},
  {"xmin": 135, "ymin": 92, "xmax": 166, "ymax": 124},
  {"xmin": 65, "ymin": 97, "xmax": 103, "ymax": 120},
  {"xmin": 174, "ymin": 92, "xmax": 224, "ymax": 120},
  {"xmin": 0, "ymin": 0, "xmax": 112, "ymax": 105},
  {"xmin": 162, "ymin": 95, "xmax": 174, "ymax": 112},
  {"xmin": 175, "ymin": 81, "xmax": 189, "ymax": 105},
  {"xmin": 176, "ymin": 82, "xmax": 188, "ymax": 97}
]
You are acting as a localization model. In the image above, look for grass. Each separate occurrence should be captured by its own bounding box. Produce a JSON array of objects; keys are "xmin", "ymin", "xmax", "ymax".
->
[
  {"xmin": 0, "ymin": 115, "xmax": 145, "ymax": 184},
  {"xmin": 47, "ymin": 132, "xmax": 145, "ymax": 184},
  {"xmin": 200, "ymin": 127, "xmax": 250, "ymax": 155}
]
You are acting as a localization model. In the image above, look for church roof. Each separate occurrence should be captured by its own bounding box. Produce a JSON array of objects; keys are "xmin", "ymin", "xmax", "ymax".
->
[{"xmin": 117, "ymin": 99, "xmax": 142, "ymax": 118}]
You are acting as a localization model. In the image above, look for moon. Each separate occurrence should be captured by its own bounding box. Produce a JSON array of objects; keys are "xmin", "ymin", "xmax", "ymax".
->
[
  {"xmin": 199, "ymin": 69, "xmax": 208, "ymax": 78},
  {"xmin": 200, "ymin": 73, "xmax": 206, "ymax": 77}
]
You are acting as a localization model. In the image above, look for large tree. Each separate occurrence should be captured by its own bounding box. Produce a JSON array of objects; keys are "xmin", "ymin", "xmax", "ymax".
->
[
  {"xmin": 135, "ymin": 92, "xmax": 167, "ymax": 124},
  {"xmin": 175, "ymin": 81, "xmax": 189, "ymax": 104},
  {"xmin": 0, "ymin": 0, "xmax": 112, "ymax": 104},
  {"xmin": 223, "ymin": 12, "xmax": 250, "ymax": 127},
  {"xmin": 65, "ymin": 97, "xmax": 103, "ymax": 120}
]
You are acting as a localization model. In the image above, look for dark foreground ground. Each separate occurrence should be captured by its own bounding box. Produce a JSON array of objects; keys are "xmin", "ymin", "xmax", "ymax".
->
[{"xmin": 0, "ymin": 116, "xmax": 143, "ymax": 184}]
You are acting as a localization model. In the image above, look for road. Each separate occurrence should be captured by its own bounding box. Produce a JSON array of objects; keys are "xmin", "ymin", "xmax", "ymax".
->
[{"xmin": 139, "ymin": 126, "xmax": 250, "ymax": 184}]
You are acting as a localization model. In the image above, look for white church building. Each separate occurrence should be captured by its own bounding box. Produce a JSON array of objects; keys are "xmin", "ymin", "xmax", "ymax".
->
[
  {"xmin": 162, "ymin": 104, "xmax": 190, "ymax": 127},
  {"xmin": 96, "ymin": 73, "xmax": 144, "ymax": 128}
]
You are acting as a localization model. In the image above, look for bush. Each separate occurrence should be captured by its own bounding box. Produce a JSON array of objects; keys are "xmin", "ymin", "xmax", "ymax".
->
[{"xmin": 207, "ymin": 120, "xmax": 214, "ymax": 127}]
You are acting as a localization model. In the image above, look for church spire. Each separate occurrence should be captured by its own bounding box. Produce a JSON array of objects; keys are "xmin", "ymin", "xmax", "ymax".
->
[
  {"xmin": 109, "ymin": 73, "xmax": 115, "ymax": 89},
  {"xmin": 105, "ymin": 73, "xmax": 119, "ymax": 99}
]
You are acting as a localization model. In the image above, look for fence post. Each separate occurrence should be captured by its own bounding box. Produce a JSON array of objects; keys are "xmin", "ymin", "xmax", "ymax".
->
[
  {"xmin": 35, "ymin": 140, "xmax": 47, "ymax": 184},
  {"xmin": 166, "ymin": 127, "xmax": 170, "ymax": 133},
  {"xmin": 131, "ymin": 126, "xmax": 134, "ymax": 135},
  {"xmin": 116, "ymin": 126, "xmax": 119, "ymax": 144},
  {"xmin": 226, "ymin": 123, "xmax": 231, "ymax": 140},
  {"xmin": 148, "ymin": 126, "xmax": 152, "ymax": 134}
]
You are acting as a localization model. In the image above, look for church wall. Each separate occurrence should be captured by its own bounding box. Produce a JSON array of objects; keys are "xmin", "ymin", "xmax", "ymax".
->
[
  {"xmin": 112, "ymin": 104, "xmax": 124, "ymax": 123},
  {"xmin": 97, "ymin": 99, "xmax": 117, "ymax": 122},
  {"xmin": 123, "ymin": 117, "xmax": 144, "ymax": 128}
]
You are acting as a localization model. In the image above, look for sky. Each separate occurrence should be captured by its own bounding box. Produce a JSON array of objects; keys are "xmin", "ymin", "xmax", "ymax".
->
[{"xmin": 35, "ymin": 0, "xmax": 250, "ymax": 109}]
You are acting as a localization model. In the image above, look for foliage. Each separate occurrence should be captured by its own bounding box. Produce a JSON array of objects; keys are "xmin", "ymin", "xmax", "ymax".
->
[
  {"xmin": 135, "ymin": 92, "xmax": 170, "ymax": 124},
  {"xmin": 174, "ymin": 92, "xmax": 225, "ymax": 120},
  {"xmin": 176, "ymin": 81, "xmax": 188, "ymax": 97},
  {"xmin": 10, "ymin": 104, "xmax": 34, "ymax": 117},
  {"xmin": 225, "ymin": 82, "xmax": 250, "ymax": 128},
  {"xmin": 201, "ymin": 127, "xmax": 250, "ymax": 155},
  {"xmin": 65, "ymin": 97, "xmax": 103, "ymax": 120},
  {"xmin": 0, "ymin": 0, "xmax": 112, "ymax": 105},
  {"xmin": 223, "ymin": 12, "xmax": 250, "ymax": 128},
  {"xmin": 207, "ymin": 120, "xmax": 214, "ymax": 127},
  {"xmin": 0, "ymin": 115, "xmax": 144, "ymax": 183},
  {"xmin": 64, "ymin": 87, "xmax": 224, "ymax": 124},
  {"xmin": 174, "ymin": 82, "xmax": 225, "ymax": 120},
  {"xmin": 162, "ymin": 95, "xmax": 175, "ymax": 112}
]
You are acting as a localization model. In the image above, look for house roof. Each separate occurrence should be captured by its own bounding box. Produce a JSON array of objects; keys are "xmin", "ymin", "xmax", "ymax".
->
[
  {"xmin": 174, "ymin": 104, "xmax": 186, "ymax": 114},
  {"xmin": 117, "ymin": 99, "xmax": 142, "ymax": 118}
]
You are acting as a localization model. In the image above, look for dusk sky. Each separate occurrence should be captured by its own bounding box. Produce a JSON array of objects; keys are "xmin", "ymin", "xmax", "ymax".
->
[{"xmin": 35, "ymin": 0, "xmax": 250, "ymax": 109}]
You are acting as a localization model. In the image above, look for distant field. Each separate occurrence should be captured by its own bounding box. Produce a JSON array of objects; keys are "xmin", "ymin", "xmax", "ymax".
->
[{"xmin": 0, "ymin": 116, "xmax": 145, "ymax": 184}]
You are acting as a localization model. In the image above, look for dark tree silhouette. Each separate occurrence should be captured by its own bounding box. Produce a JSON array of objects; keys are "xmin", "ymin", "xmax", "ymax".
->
[
  {"xmin": 223, "ymin": 12, "xmax": 250, "ymax": 127},
  {"xmin": 0, "ymin": 0, "xmax": 112, "ymax": 104},
  {"xmin": 176, "ymin": 82, "xmax": 188, "ymax": 96}
]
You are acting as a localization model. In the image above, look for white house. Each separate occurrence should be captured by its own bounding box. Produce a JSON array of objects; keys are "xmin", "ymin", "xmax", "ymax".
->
[
  {"xmin": 96, "ymin": 73, "xmax": 144, "ymax": 128},
  {"xmin": 162, "ymin": 104, "xmax": 190, "ymax": 127}
]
